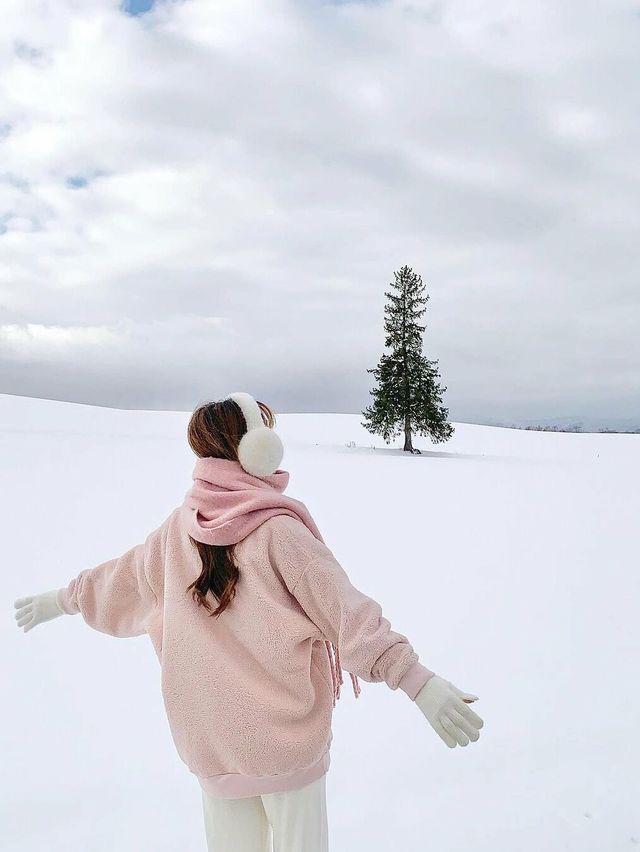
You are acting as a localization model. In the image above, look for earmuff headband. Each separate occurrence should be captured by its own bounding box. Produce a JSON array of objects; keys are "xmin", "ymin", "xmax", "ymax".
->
[{"xmin": 225, "ymin": 391, "xmax": 284, "ymax": 477}]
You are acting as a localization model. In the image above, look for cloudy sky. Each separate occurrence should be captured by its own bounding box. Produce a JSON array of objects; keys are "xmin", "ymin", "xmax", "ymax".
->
[{"xmin": 1, "ymin": 0, "xmax": 639, "ymax": 424}]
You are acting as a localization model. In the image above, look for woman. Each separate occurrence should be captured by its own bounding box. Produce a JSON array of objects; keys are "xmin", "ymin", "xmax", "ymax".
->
[{"xmin": 14, "ymin": 391, "xmax": 483, "ymax": 851}]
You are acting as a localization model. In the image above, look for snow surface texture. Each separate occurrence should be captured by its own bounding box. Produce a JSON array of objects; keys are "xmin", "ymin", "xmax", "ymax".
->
[{"xmin": 2, "ymin": 393, "xmax": 639, "ymax": 851}]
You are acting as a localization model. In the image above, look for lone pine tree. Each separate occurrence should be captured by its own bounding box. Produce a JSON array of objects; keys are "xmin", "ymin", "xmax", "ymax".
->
[{"xmin": 362, "ymin": 264, "xmax": 454, "ymax": 453}]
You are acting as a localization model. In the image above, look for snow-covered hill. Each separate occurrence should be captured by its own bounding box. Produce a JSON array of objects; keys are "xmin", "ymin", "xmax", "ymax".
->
[{"xmin": 2, "ymin": 393, "xmax": 638, "ymax": 851}]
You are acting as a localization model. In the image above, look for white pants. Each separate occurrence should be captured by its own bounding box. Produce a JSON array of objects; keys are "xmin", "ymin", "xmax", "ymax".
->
[{"xmin": 201, "ymin": 773, "xmax": 329, "ymax": 852}]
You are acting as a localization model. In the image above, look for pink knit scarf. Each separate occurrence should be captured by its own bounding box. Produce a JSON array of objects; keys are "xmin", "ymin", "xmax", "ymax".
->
[{"xmin": 182, "ymin": 457, "xmax": 360, "ymax": 703}]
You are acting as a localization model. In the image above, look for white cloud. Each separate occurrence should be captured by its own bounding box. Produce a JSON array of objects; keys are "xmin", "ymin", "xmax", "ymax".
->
[{"xmin": 0, "ymin": 322, "xmax": 118, "ymax": 354}]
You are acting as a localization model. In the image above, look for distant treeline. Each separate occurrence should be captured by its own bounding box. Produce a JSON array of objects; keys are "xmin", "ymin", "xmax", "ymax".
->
[{"xmin": 504, "ymin": 424, "xmax": 640, "ymax": 434}]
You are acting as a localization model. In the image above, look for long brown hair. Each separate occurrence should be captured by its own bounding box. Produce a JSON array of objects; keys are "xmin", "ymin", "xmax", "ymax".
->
[{"xmin": 186, "ymin": 397, "xmax": 276, "ymax": 617}]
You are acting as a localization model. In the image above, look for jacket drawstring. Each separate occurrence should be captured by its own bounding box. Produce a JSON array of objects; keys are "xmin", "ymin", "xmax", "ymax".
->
[{"xmin": 325, "ymin": 640, "xmax": 360, "ymax": 705}]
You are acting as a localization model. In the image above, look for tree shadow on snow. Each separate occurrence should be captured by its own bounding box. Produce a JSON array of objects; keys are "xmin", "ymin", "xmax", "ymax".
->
[{"xmin": 336, "ymin": 444, "xmax": 519, "ymax": 463}]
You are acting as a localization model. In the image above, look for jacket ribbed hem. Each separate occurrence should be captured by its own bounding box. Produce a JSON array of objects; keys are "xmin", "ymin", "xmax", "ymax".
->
[
  {"xmin": 196, "ymin": 746, "xmax": 331, "ymax": 799},
  {"xmin": 397, "ymin": 661, "xmax": 435, "ymax": 701}
]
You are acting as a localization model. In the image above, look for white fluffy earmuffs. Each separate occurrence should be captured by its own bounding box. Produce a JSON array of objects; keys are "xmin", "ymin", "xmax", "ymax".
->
[{"xmin": 226, "ymin": 391, "xmax": 284, "ymax": 477}]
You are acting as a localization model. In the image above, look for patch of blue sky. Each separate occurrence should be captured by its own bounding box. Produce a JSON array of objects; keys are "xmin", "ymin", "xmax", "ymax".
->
[
  {"xmin": 121, "ymin": 0, "xmax": 156, "ymax": 15},
  {"xmin": 65, "ymin": 176, "xmax": 89, "ymax": 189},
  {"xmin": 320, "ymin": 0, "xmax": 386, "ymax": 4},
  {"xmin": 14, "ymin": 41, "xmax": 45, "ymax": 62},
  {"xmin": 2, "ymin": 173, "xmax": 29, "ymax": 191},
  {"xmin": 65, "ymin": 169, "xmax": 108, "ymax": 189}
]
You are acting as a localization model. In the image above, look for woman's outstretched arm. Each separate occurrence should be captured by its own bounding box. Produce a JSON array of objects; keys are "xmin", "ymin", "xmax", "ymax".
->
[
  {"xmin": 15, "ymin": 516, "xmax": 169, "ymax": 638},
  {"xmin": 55, "ymin": 533, "xmax": 160, "ymax": 638},
  {"xmin": 270, "ymin": 515, "xmax": 435, "ymax": 699},
  {"xmin": 270, "ymin": 515, "xmax": 484, "ymax": 748}
]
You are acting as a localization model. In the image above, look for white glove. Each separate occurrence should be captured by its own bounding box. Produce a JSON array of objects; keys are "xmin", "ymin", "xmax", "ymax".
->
[
  {"xmin": 14, "ymin": 589, "xmax": 65, "ymax": 633},
  {"xmin": 415, "ymin": 675, "xmax": 484, "ymax": 748}
]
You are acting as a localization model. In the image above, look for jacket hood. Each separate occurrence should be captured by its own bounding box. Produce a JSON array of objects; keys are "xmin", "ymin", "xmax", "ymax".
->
[{"xmin": 181, "ymin": 457, "xmax": 325, "ymax": 547}]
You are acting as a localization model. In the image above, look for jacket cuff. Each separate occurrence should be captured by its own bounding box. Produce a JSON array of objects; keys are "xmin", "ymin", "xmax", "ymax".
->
[
  {"xmin": 397, "ymin": 661, "xmax": 435, "ymax": 701},
  {"xmin": 56, "ymin": 586, "xmax": 80, "ymax": 615}
]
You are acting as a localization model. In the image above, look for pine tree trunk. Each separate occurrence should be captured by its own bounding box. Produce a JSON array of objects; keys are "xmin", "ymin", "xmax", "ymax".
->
[{"xmin": 403, "ymin": 411, "xmax": 413, "ymax": 452}]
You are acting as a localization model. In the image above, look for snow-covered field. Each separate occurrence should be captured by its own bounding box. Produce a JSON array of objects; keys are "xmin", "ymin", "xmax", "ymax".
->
[{"xmin": 2, "ymin": 392, "xmax": 638, "ymax": 851}]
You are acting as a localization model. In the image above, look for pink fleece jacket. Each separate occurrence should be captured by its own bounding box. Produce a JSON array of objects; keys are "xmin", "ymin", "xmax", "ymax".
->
[{"xmin": 57, "ymin": 458, "xmax": 435, "ymax": 799}]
